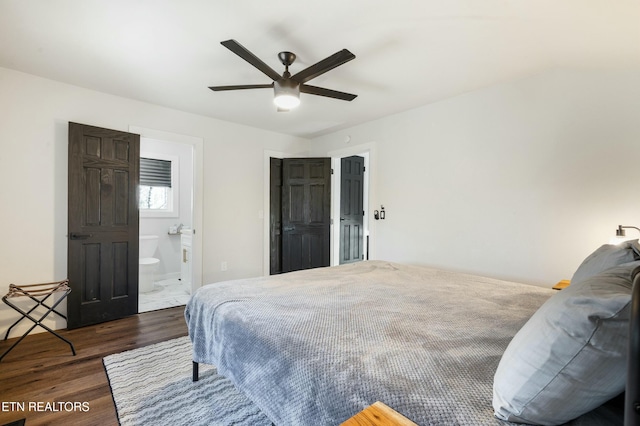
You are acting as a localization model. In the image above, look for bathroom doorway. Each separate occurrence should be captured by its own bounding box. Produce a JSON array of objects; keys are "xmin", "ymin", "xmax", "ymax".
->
[{"xmin": 129, "ymin": 126, "xmax": 203, "ymax": 313}]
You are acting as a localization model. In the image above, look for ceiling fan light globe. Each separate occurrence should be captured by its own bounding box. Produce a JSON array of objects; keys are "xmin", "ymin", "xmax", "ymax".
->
[
  {"xmin": 274, "ymin": 94, "xmax": 300, "ymax": 109},
  {"xmin": 274, "ymin": 79, "xmax": 300, "ymax": 109}
]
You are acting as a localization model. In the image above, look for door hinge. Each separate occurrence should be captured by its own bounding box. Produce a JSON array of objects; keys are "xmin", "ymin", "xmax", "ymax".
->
[
  {"xmin": 331, "ymin": 168, "xmax": 334, "ymax": 174},
  {"xmin": 363, "ymin": 166, "xmax": 366, "ymax": 172}
]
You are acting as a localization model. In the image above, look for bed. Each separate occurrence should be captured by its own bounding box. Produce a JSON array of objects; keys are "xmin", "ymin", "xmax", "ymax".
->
[{"xmin": 186, "ymin": 247, "xmax": 640, "ymax": 425}]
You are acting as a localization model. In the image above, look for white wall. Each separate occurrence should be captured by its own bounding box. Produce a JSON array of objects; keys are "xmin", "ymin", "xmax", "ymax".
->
[
  {"xmin": 311, "ymin": 69, "xmax": 640, "ymax": 286},
  {"xmin": 0, "ymin": 66, "xmax": 309, "ymax": 335}
]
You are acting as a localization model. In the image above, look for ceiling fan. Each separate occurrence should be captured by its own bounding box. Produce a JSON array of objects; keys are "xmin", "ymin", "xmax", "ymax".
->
[{"xmin": 208, "ymin": 39, "xmax": 357, "ymax": 110}]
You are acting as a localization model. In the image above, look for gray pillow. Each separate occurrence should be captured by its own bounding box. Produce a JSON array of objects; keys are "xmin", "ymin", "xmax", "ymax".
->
[
  {"xmin": 571, "ymin": 240, "xmax": 640, "ymax": 285},
  {"xmin": 493, "ymin": 261, "xmax": 639, "ymax": 425}
]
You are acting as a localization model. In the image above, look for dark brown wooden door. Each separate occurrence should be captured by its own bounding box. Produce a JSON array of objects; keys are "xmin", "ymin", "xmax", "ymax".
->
[
  {"xmin": 339, "ymin": 156, "xmax": 364, "ymax": 264},
  {"xmin": 67, "ymin": 122, "xmax": 140, "ymax": 329},
  {"xmin": 281, "ymin": 158, "xmax": 331, "ymax": 272},
  {"xmin": 269, "ymin": 157, "xmax": 283, "ymax": 274}
]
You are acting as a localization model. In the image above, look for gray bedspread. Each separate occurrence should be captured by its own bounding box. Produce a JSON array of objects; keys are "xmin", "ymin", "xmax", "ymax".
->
[{"xmin": 184, "ymin": 261, "xmax": 620, "ymax": 425}]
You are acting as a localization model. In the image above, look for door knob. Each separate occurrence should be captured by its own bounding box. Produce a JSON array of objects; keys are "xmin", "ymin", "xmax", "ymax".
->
[{"xmin": 283, "ymin": 226, "xmax": 295, "ymax": 232}]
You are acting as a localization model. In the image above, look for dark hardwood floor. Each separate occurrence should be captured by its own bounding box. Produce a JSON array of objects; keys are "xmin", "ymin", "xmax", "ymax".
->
[{"xmin": 0, "ymin": 306, "xmax": 188, "ymax": 426}]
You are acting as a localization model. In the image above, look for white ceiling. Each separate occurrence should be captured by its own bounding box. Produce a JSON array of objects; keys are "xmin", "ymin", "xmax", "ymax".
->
[{"xmin": 1, "ymin": 0, "xmax": 639, "ymax": 139}]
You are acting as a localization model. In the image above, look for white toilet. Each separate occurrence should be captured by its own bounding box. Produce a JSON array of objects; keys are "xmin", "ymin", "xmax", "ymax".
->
[{"xmin": 139, "ymin": 235, "xmax": 160, "ymax": 293}]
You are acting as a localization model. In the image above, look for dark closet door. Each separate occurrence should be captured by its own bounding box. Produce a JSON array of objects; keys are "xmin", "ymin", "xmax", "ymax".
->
[
  {"xmin": 281, "ymin": 158, "xmax": 331, "ymax": 272},
  {"xmin": 339, "ymin": 156, "xmax": 364, "ymax": 264},
  {"xmin": 269, "ymin": 157, "xmax": 283, "ymax": 274},
  {"xmin": 67, "ymin": 122, "xmax": 140, "ymax": 329}
]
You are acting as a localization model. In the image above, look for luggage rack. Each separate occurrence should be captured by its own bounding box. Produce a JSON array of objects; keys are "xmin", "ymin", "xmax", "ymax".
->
[{"xmin": 1, "ymin": 279, "xmax": 76, "ymax": 362}]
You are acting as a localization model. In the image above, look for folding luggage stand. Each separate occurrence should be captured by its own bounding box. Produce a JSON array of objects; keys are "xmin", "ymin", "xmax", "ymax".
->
[{"xmin": 1, "ymin": 279, "xmax": 76, "ymax": 362}]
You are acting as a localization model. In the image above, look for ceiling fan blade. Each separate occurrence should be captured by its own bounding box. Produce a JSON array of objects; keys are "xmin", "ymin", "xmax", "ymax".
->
[
  {"xmin": 300, "ymin": 84, "xmax": 357, "ymax": 101},
  {"xmin": 291, "ymin": 49, "xmax": 355, "ymax": 84},
  {"xmin": 208, "ymin": 84, "xmax": 273, "ymax": 91},
  {"xmin": 220, "ymin": 40, "xmax": 282, "ymax": 81}
]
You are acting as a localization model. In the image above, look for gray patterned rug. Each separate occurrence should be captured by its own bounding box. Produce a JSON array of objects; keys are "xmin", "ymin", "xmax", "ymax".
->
[{"xmin": 103, "ymin": 336, "xmax": 272, "ymax": 426}]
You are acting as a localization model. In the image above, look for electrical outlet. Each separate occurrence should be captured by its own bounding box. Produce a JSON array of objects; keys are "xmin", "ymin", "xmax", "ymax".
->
[{"xmin": 221, "ymin": 261, "xmax": 228, "ymax": 271}]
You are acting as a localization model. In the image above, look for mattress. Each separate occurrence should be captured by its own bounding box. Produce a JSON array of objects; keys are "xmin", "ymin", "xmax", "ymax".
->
[{"xmin": 185, "ymin": 261, "xmax": 622, "ymax": 425}]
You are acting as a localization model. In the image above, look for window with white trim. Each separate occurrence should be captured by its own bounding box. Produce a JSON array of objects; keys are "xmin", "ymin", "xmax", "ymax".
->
[{"xmin": 139, "ymin": 154, "xmax": 179, "ymax": 217}]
